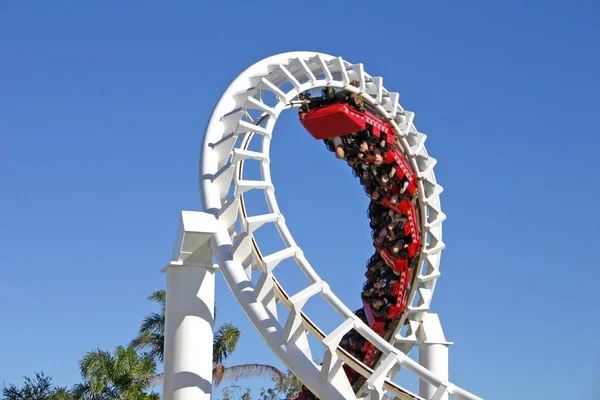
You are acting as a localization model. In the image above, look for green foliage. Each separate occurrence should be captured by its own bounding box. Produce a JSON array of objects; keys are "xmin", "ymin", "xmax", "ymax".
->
[
  {"xmin": 220, "ymin": 385, "xmax": 252, "ymax": 400},
  {"xmin": 130, "ymin": 289, "xmax": 241, "ymax": 367},
  {"xmin": 130, "ymin": 290, "xmax": 166, "ymax": 364},
  {"xmin": 241, "ymin": 389, "xmax": 252, "ymax": 400},
  {"xmin": 52, "ymin": 388, "xmax": 75, "ymax": 400},
  {"xmin": 73, "ymin": 345, "xmax": 159, "ymax": 399},
  {"xmin": 216, "ymin": 368, "xmax": 301, "ymax": 400},
  {"xmin": 213, "ymin": 323, "xmax": 241, "ymax": 365},
  {"xmin": 2, "ymin": 372, "xmax": 73, "ymax": 400},
  {"xmin": 2, "ymin": 353, "xmax": 159, "ymax": 400},
  {"xmin": 254, "ymin": 369, "xmax": 303, "ymax": 400},
  {"xmin": 131, "ymin": 289, "xmax": 283, "ymax": 389},
  {"xmin": 258, "ymin": 387, "xmax": 279, "ymax": 400},
  {"xmin": 278, "ymin": 369, "xmax": 303, "ymax": 398},
  {"xmin": 5, "ymin": 288, "xmax": 284, "ymax": 400}
]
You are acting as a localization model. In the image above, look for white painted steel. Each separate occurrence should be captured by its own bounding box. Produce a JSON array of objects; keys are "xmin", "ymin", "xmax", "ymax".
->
[
  {"xmin": 418, "ymin": 314, "xmax": 452, "ymax": 400},
  {"xmin": 163, "ymin": 211, "xmax": 220, "ymax": 400},
  {"xmin": 199, "ymin": 52, "xmax": 480, "ymax": 399},
  {"xmin": 419, "ymin": 344, "xmax": 450, "ymax": 400},
  {"xmin": 163, "ymin": 265, "xmax": 215, "ymax": 400}
]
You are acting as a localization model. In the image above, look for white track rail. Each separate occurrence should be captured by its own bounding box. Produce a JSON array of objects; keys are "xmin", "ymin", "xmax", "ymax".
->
[{"xmin": 200, "ymin": 52, "xmax": 478, "ymax": 400}]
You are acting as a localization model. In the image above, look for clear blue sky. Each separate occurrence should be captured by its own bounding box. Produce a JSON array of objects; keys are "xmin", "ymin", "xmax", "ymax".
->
[{"xmin": 1, "ymin": 1, "xmax": 599, "ymax": 399}]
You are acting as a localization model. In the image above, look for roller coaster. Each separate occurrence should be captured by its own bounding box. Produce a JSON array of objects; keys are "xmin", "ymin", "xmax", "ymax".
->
[{"xmin": 161, "ymin": 51, "xmax": 484, "ymax": 400}]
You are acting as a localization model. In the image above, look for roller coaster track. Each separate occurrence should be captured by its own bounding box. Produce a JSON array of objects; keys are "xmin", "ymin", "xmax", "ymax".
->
[{"xmin": 200, "ymin": 51, "xmax": 482, "ymax": 400}]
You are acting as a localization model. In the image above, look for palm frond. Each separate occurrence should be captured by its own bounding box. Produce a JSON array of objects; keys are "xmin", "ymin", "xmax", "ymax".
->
[
  {"xmin": 148, "ymin": 290, "xmax": 166, "ymax": 307},
  {"xmin": 112, "ymin": 346, "xmax": 137, "ymax": 376},
  {"xmin": 70, "ymin": 382, "xmax": 91, "ymax": 399},
  {"xmin": 213, "ymin": 323, "xmax": 240, "ymax": 365},
  {"xmin": 76, "ymin": 346, "xmax": 158, "ymax": 399},
  {"xmin": 212, "ymin": 364, "xmax": 227, "ymax": 387},
  {"xmin": 212, "ymin": 363, "xmax": 284, "ymax": 388},
  {"xmin": 79, "ymin": 348, "xmax": 114, "ymax": 394},
  {"xmin": 149, "ymin": 373, "xmax": 163, "ymax": 388},
  {"xmin": 52, "ymin": 387, "xmax": 73, "ymax": 400},
  {"xmin": 139, "ymin": 313, "xmax": 165, "ymax": 335},
  {"xmin": 130, "ymin": 333, "xmax": 164, "ymax": 364},
  {"xmin": 133, "ymin": 353, "xmax": 159, "ymax": 386},
  {"xmin": 130, "ymin": 311, "xmax": 165, "ymax": 364},
  {"xmin": 2, "ymin": 372, "xmax": 58, "ymax": 400}
]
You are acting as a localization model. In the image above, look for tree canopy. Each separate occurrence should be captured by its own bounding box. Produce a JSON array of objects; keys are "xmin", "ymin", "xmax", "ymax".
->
[{"xmin": 3, "ymin": 289, "xmax": 295, "ymax": 400}]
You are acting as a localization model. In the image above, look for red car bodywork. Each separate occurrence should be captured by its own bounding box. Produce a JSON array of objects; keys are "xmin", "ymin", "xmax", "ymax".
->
[{"xmin": 300, "ymin": 102, "xmax": 395, "ymax": 144}]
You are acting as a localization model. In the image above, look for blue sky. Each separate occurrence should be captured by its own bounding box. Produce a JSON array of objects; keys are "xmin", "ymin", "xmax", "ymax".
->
[{"xmin": 1, "ymin": 1, "xmax": 599, "ymax": 399}]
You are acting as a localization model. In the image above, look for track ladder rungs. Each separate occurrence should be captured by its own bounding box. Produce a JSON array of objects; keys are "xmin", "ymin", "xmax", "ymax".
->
[
  {"xmin": 234, "ymin": 179, "xmax": 273, "ymax": 196},
  {"xmin": 320, "ymin": 317, "xmax": 356, "ymax": 382},
  {"xmin": 417, "ymin": 270, "xmax": 441, "ymax": 283},
  {"xmin": 236, "ymin": 120, "xmax": 270, "ymax": 136},
  {"xmin": 245, "ymin": 213, "xmax": 279, "ymax": 233},
  {"xmin": 366, "ymin": 76, "xmax": 383, "ymax": 105},
  {"xmin": 231, "ymin": 148, "xmax": 268, "ymax": 164},
  {"xmin": 366, "ymin": 352, "xmax": 399, "ymax": 396},
  {"xmin": 425, "ymin": 210, "xmax": 446, "ymax": 231},
  {"xmin": 382, "ymin": 91, "xmax": 399, "ymax": 119},
  {"xmin": 244, "ymin": 96, "xmax": 276, "ymax": 116},
  {"xmin": 232, "ymin": 88, "xmax": 257, "ymax": 108},
  {"xmin": 282, "ymin": 282, "xmax": 324, "ymax": 342},
  {"xmin": 308, "ymin": 54, "xmax": 333, "ymax": 82},
  {"xmin": 255, "ymin": 77, "xmax": 287, "ymax": 100},
  {"xmin": 419, "ymin": 156, "xmax": 438, "ymax": 179},
  {"xmin": 328, "ymin": 57, "xmax": 350, "ymax": 85},
  {"xmin": 407, "ymin": 131, "xmax": 427, "ymax": 156},
  {"xmin": 348, "ymin": 63, "xmax": 366, "ymax": 92},
  {"xmin": 273, "ymin": 64, "xmax": 301, "ymax": 90},
  {"xmin": 262, "ymin": 246, "xmax": 299, "ymax": 273},
  {"xmin": 397, "ymin": 111, "xmax": 414, "ymax": 138},
  {"xmin": 289, "ymin": 57, "xmax": 316, "ymax": 84},
  {"xmin": 423, "ymin": 181, "xmax": 444, "ymax": 204}
]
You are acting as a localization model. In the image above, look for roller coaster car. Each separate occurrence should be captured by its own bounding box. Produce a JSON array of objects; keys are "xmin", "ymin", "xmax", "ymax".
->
[
  {"xmin": 378, "ymin": 247, "xmax": 409, "ymax": 274},
  {"xmin": 299, "ymin": 95, "xmax": 395, "ymax": 144},
  {"xmin": 359, "ymin": 305, "xmax": 387, "ymax": 367},
  {"xmin": 366, "ymin": 254, "xmax": 412, "ymax": 312},
  {"xmin": 376, "ymin": 199, "xmax": 421, "ymax": 259},
  {"xmin": 298, "ymin": 89, "xmax": 418, "ymax": 197},
  {"xmin": 360, "ymin": 154, "xmax": 416, "ymax": 198},
  {"xmin": 360, "ymin": 261, "xmax": 412, "ymax": 366},
  {"xmin": 386, "ymin": 150, "xmax": 418, "ymax": 196}
]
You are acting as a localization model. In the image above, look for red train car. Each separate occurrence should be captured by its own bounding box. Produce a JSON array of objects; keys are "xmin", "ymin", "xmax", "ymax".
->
[{"xmin": 300, "ymin": 102, "xmax": 395, "ymax": 144}]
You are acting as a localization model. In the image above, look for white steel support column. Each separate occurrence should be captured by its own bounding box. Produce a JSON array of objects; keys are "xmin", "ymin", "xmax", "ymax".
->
[
  {"xmin": 163, "ymin": 211, "xmax": 220, "ymax": 400},
  {"xmin": 418, "ymin": 314, "xmax": 453, "ymax": 400},
  {"xmin": 164, "ymin": 263, "xmax": 216, "ymax": 400}
]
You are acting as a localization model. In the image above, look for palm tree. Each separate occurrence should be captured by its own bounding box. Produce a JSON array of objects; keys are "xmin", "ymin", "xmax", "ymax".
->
[
  {"xmin": 130, "ymin": 290, "xmax": 284, "ymax": 388},
  {"xmin": 2, "ymin": 371, "xmax": 73, "ymax": 400},
  {"xmin": 130, "ymin": 291, "xmax": 165, "ymax": 364},
  {"xmin": 71, "ymin": 346, "xmax": 159, "ymax": 400}
]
